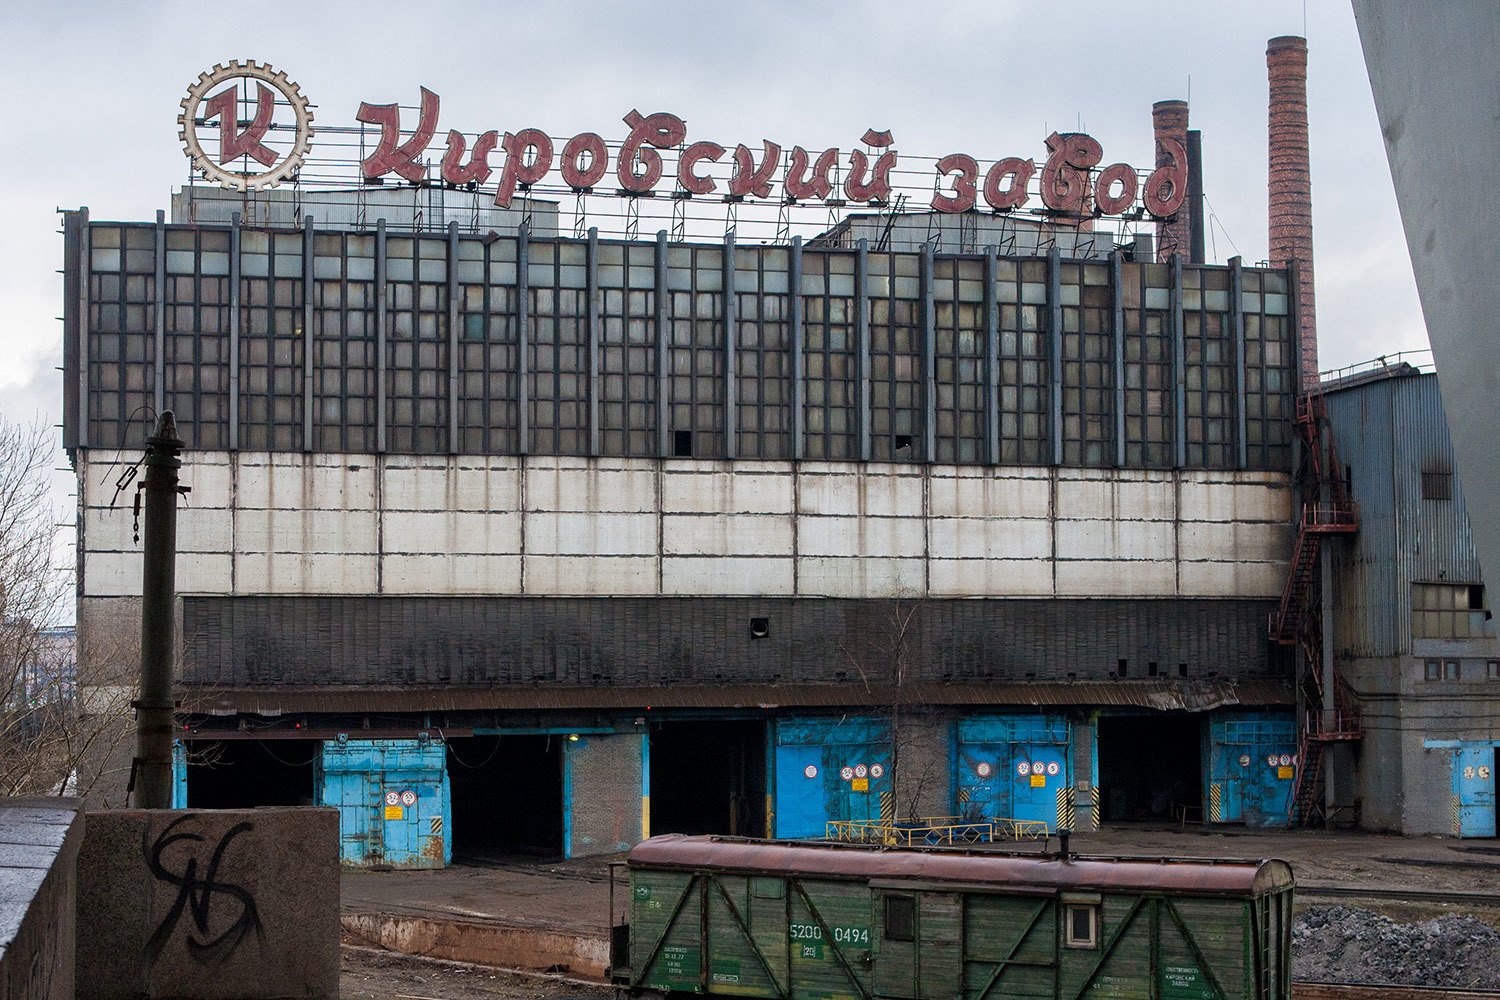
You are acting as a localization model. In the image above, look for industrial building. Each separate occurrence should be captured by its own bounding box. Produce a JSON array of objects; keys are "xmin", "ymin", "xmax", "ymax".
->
[{"xmin": 65, "ymin": 38, "xmax": 1351, "ymax": 865}]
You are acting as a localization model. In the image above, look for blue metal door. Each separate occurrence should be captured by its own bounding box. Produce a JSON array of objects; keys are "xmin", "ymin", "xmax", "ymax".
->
[
  {"xmin": 318, "ymin": 739, "xmax": 451, "ymax": 868},
  {"xmin": 773, "ymin": 717, "xmax": 891, "ymax": 838},
  {"xmin": 1207, "ymin": 712, "xmax": 1295, "ymax": 827},
  {"xmin": 171, "ymin": 741, "xmax": 187, "ymax": 809},
  {"xmin": 1454, "ymin": 745, "xmax": 1497, "ymax": 837},
  {"xmin": 956, "ymin": 716, "xmax": 1070, "ymax": 831}
]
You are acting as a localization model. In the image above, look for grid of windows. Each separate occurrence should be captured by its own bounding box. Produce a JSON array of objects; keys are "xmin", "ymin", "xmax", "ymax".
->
[
  {"xmin": 456, "ymin": 236, "xmax": 519, "ymax": 454},
  {"xmin": 870, "ymin": 251, "xmax": 925, "ymax": 461},
  {"xmin": 1242, "ymin": 268, "xmax": 1293, "ymax": 470},
  {"xmin": 1413, "ymin": 582, "xmax": 1491, "ymax": 639},
  {"xmin": 310, "ymin": 232, "xmax": 376, "ymax": 453},
  {"xmin": 734, "ymin": 248, "xmax": 792, "ymax": 460},
  {"xmin": 1059, "ymin": 261, "xmax": 1113, "ymax": 467},
  {"xmin": 164, "ymin": 227, "xmax": 230, "ymax": 450},
  {"xmin": 933, "ymin": 256, "xmax": 986, "ymax": 464},
  {"xmin": 665, "ymin": 245, "xmax": 724, "ymax": 458},
  {"xmin": 598, "ymin": 240, "xmax": 657, "ymax": 457},
  {"xmin": 78, "ymin": 225, "xmax": 1300, "ymax": 473},
  {"xmin": 802, "ymin": 250, "xmax": 857, "ymax": 460},
  {"xmin": 1182, "ymin": 265, "xmax": 1236, "ymax": 469},
  {"xmin": 528, "ymin": 240, "xmax": 587, "ymax": 455},
  {"xmin": 87, "ymin": 226, "xmax": 156, "ymax": 451},
  {"xmin": 239, "ymin": 230, "xmax": 304, "ymax": 451},
  {"xmin": 1121, "ymin": 261, "xmax": 1175, "ymax": 468},
  {"xmin": 995, "ymin": 258, "xmax": 1050, "ymax": 465}
]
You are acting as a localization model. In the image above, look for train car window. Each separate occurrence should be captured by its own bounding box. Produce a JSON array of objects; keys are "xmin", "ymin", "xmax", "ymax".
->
[
  {"xmin": 1064, "ymin": 904, "xmax": 1098, "ymax": 948},
  {"xmin": 883, "ymin": 895, "xmax": 916, "ymax": 941}
]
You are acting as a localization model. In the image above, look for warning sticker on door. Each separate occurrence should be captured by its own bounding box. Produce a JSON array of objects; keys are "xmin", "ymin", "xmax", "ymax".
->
[
  {"xmin": 852, "ymin": 778, "xmax": 869, "ymax": 792},
  {"xmin": 1030, "ymin": 774, "xmax": 1045, "ymax": 788},
  {"xmin": 804, "ymin": 764, "xmax": 819, "ymax": 779},
  {"xmin": 384, "ymin": 790, "xmax": 400, "ymax": 807},
  {"xmin": 975, "ymin": 761, "xmax": 993, "ymax": 778},
  {"xmin": 400, "ymin": 789, "xmax": 417, "ymax": 807},
  {"xmin": 840, "ymin": 766, "xmax": 854, "ymax": 781},
  {"xmin": 869, "ymin": 763, "xmax": 884, "ymax": 778},
  {"xmin": 1017, "ymin": 761, "xmax": 1031, "ymax": 776},
  {"xmin": 1277, "ymin": 766, "xmax": 1294, "ymax": 780},
  {"xmin": 384, "ymin": 805, "xmax": 404, "ymax": 821},
  {"xmin": 854, "ymin": 764, "xmax": 868, "ymax": 778},
  {"xmin": 1046, "ymin": 761, "xmax": 1060, "ymax": 776}
]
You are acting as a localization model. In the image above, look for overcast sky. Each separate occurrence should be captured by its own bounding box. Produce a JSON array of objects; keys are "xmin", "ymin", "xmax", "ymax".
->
[{"xmin": 0, "ymin": 0, "xmax": 1427, "ymax": 581}]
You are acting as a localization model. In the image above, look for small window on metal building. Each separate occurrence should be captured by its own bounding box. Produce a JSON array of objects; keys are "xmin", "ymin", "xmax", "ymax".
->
[
  {"xmin": 1412, "ymin": 583, "xmax": 1490, "ymax": 638},
  {"xmin": 1064, "ymin": 903, "xmax": 1098, "ymax": 949},
  {"xmin": 1488, "ymin": 660, "xmax": 1499, "ymax": 681},
  {"xmin": 1425, "ymin": 659, "xmax": 1442, "ymax": 681},
  {"xmin": 883, "ymin": 895, "xmax": 915, "ymax": 942},
  {"xmin": 1445, "ymin": 660, "xmax": 1461, "ymax": 681},
  {"xmin": 1421, "ymin": 470, "xmax": 1453, "ymax": 500}
]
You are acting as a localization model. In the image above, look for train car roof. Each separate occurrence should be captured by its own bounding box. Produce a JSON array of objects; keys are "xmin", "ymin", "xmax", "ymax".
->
[{"xmin": 627, "ymin": 835, "xmax": 1294, "ymax": 896}]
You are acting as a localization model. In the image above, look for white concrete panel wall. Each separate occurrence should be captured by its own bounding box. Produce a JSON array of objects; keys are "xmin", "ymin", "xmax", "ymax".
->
[{"xmin": 78, "ymin": 451, "xmax": 1292, "ymax": 601}]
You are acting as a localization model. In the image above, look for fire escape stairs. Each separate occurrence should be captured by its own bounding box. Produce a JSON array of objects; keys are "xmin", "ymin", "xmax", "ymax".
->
[{"xmin": 1268, "ymin": 392, "xmax": 1361, "ymax": 826}]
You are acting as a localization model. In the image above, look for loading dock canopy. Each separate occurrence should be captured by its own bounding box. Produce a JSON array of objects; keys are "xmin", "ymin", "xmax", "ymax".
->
[{"xmin": 628, "ymin": 834, "xmax": 1293, "ymax": 897}]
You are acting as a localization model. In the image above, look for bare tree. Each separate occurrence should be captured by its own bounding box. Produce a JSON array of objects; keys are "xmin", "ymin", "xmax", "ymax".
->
[
  {"xmin": 840, "ymin": 594, "xmax": 931, "ymax": 821},
  {"xmin": 0, "ymin": 411, "xmax": 139, "ymax": 798}
]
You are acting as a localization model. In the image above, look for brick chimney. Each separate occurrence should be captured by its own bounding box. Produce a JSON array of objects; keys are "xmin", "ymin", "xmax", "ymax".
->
[
  {"xmin": 1152, "ymin": 100, "xmax": 1191, "ymax": 261},
  {"xmin": 1267, "ymin": 35, "xmax": 1317, "ymax": 388}
]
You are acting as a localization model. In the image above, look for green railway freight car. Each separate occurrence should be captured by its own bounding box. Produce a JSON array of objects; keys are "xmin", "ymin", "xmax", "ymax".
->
[{"xmin": 607, "ymin": 834, "xmax": 1293, "ymax": 1000}]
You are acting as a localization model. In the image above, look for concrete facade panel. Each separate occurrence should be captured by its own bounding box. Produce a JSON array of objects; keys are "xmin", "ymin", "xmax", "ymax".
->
[
  {"xmin": 236, "ymin": 455, "xmax": 378, "ymax": 510},
  {"xmin": 176, "ymin": 553, "xmax": 233, "ymax": 594},
  {"xmin": 523, "ymin": 556, "xmax": 659, "ymax": 596},
  {"xmin": 1055, "ymin": 520, "xmax": 1176, "ymax": 561},
  {"xmin": 83, "ymin": 552, "xmax": 142, "ymax": 597},
  {"xmin": 176, "ymin": 507, "xmax": 235, "ymax": 553},
  {"xmin": 1055, "ymin": 560, "xmax": 1176, "ymax": 596},
  {"xmin": 382, "ymin": 511, "xmax": 523, "ymax": 556},
  {"xmin": 927, "ymin": 469, "xmax": 1051, "ymax": 520},
  {"xmin": 928, "ymin": 559, "xmax": 1053, "ymax": 597},
  {"xmin": 660, "ymin": 514, "xmax": 795, "ymax": 557},
  {"xmin": 928, "ymin": 518, "xmax": 1051, "ymax": 561},
  {"xmin": 524, "ymin": 512, "xmax": 658, "ymax": 556},
  {"xmin": 235, "ymin": 553, "xmax": 379, "ymax": 594},
  {"xmin": 1056, "ymin": 475, "xmax": 1176, "ymax": 522},
  {"xmin": 382, "ymin": 459, "xmax": 521, "ymax": 512},
  {"xmin": 660, "ymin": 468, "xmax": 795, "ymax": 514},
  {"xmin": 1179, "ymin": 480, "xmax": 1292, "ymax": 523},
  {"xmin": 796, "ymin": 557, "xmax": 926, "ymax": 597},
  {"xmin": 527, "ymin": 461, "xmax": 658, "ymax": 513},
  {"xmin": 1180, "ymin": 521, "xmax": 1295, "ymax": 563},
  {"xmin": 382, "ymin": 555, "xmax": 523, "ymax": 594},
  {"xmin": 1177, "ymin": 560, "xmax": 1285, "ymax": 598},
  {"xmin": 234, "ymin": 508, "xmax": 378, "ymax": 555},
  {"xmin": 797, "ymin": 516, "xmax": 926, "ymax": 559},
  {"xmin": 661, "ymin": 557, "xmax": 795, "ymax": 595},
  {"xmin": 797, "ymin": 469, "xmax": 924, "ymax": 517}
]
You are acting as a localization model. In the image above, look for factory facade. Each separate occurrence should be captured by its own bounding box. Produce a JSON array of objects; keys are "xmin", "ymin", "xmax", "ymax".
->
[{"xmin": 62, "ymin": 40, "xmax": 1354, "ymax": 864}]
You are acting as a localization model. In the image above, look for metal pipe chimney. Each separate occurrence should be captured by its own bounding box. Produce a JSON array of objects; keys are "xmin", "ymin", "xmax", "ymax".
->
[{"xmin": 1268, "ymin": 35, "xmax": 1318, "ymax": 388}]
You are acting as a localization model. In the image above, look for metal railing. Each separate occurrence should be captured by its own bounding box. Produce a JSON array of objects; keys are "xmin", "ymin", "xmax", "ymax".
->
[{"xmin": 824, "ymin": 817, "xmax": 997, "ymax": 847}]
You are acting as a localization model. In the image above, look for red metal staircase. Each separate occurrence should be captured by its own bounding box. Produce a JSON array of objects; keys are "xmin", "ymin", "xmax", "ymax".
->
[{"xmin": 1268, "ymin": 392, "xmax": 1360, "ymax": 826}]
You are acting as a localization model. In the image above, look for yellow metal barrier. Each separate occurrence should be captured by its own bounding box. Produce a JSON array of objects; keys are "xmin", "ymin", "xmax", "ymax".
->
[
  {"xmin": 823, "ymin": 817, "xmax": 996, "ymax": 847},
  {"xmin": 989, "ymin": 818, "xmax": 1051, "ymax": 841}
]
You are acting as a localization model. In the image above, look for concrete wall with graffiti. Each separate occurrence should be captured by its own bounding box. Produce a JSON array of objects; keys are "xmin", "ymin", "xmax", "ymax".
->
[{"xmin": 75, "ymin": 808, "xmax": 339, "ymax": 1000}]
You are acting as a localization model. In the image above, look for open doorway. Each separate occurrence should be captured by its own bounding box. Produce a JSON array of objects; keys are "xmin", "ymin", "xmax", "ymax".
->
[
  {"xmin": 1097, "ymin": 714, "xmax": 1203, "ymax": 823},
  {"xmin": 650, "ymin": 720, "xmax": 766, "ymax": 837},
  {"xmin": 186, "ymin": 739, "xmax": 318, "ymax": 808},
  {"xmin": 447, "ymin": 735, "xmax": 563, "ymax": 860}
]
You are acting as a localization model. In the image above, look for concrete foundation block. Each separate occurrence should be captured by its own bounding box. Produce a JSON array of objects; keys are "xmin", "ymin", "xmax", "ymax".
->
[{"xmin": 75, "ymin": 807, "xmax": 339, "ymax": 1000}]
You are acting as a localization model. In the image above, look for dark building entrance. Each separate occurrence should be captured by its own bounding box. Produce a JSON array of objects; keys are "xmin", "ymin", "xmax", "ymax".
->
[
  {"xmin": 650, "ymin": 720, "xmax": 767, "ymax": 837},
  {"xmin": 447, "ymin": 735, "xmax": 564, "ymax": 860},
  {"xmin": 1097, "ymin": 714, "xmax": 1203, "ymax": 823},
  {"xmin": 186, "ymin": 739, "xmax": 318, "ymax": 808}
]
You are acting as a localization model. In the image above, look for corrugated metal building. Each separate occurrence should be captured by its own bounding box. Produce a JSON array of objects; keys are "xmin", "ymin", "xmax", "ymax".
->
[{"xmin": 1324, "ymin": 366, "xmax": 1500, "ymax": 835}]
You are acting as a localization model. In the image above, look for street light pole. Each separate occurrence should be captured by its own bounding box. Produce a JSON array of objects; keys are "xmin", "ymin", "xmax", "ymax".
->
[{"xmin": 133, "ymin": 412, "xmax": 183, "ymax": 809}]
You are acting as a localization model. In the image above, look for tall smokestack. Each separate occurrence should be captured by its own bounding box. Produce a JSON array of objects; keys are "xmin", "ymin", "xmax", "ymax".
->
[
  {"xmin": 1152, "ymin": 100, "xmax": 1191, "ymax": 261},
  {"xmin": 1267, "ymin": 35, "xmax": 1317, "ymax": 388}
]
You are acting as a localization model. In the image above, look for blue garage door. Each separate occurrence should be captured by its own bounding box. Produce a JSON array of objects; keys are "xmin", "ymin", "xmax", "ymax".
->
[
  {"xmin": 956, "ymin": 716, "xmax": 1070, "ymax": 831},
  {"xmin": 1454, "ymin": 744, "xmax": 1497, "ymax": 837},
  {"xmin": 1206, "ymin": 711, "xmax": 1295, "ymax": 827},
  {"xmin": 316, "ymin": 738, "xmax": 451, "ymax": 868},
  {"xmin": 774, "ymin": 717, "xmax": 891, "ymax": 839}
]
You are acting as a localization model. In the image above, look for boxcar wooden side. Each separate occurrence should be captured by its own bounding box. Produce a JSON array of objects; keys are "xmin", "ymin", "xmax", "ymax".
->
[{"xmin": 613, "ymin": 835, "xmax": 1293, "ymax": 1000}]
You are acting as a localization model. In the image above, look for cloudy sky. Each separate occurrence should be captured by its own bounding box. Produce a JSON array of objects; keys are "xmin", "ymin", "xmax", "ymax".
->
[{"xmin": 0, "ymin": 0, "xmax": 1427, "ymax": 579}]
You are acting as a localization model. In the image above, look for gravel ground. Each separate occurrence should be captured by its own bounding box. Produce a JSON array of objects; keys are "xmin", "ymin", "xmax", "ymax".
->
[
  {"xmin": 1293, "ymin": 905, "xmax": 1500, "ymax": 990},
  {"xmin": 341, "ymin": 946, "xmax": 610, "ymax": 1000}
]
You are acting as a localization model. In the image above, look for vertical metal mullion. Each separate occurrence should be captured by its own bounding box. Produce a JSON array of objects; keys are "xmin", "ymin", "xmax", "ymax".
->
[
  {"xmin": 921, "ymin": 242, "xmax": 937, "ymax": 463},
  {"xmin": 517, "ymin": 222, "xmax": 531, "ymax": 455},
  {"xmin": 723, "ymin": 230, "xmax": 737, "ymax": 460},
  {"xmin": 447, "ymin": 222, "xmax": 460, "ymax": 454},
  {"xmin": 1110, "ymin": 251, "xmax": 1126, "ymax": 468},
  {"xmin": 856, "ymin": 239, "xmax": 872, "ymax": 462},
  {"xmin": 790, "ymin": 236, "xmax": 805, "ymax": 461},
  {"xmin": 77, "ymin": 208, "xmax": 91, "ymax": 450},
  {"xmin": 482, "ymin": 241, "xmax": 493, "ymax": 454},
  {"xmin": 587, "ymin": 227, "xmax": 601, "ymax": 457},
  {"xmin": 1231, "ymin": 256, "xmax": 1248, "ymax": 471},
  {"xmin": 655, "ymin": 231, "xmax": 669, "ymax": 458},
  {"xmin": 375, "ymin": 220, "xmax": 387, "ymax": 454},
  {"xmin": 228, "ymin": 212, "xmax": 240, "ymax": 451},
  {"xmin": 1171, "ymin": 253, "xmax": 1187, "ymax": 469},
  {"xmin": 984, "ymin": 245, "xmax": 1000, "ymax": 465},
  {"xmin": 153, "ymin": 210, "xmax": 166, "ymax": 419},
  {"xmin": 302, "ymin": 215, "xmax": 315, "ymax": 452},
  {"xmin": 1046, "ymin": 246, "xmax": 1063, "ymax": 466}
]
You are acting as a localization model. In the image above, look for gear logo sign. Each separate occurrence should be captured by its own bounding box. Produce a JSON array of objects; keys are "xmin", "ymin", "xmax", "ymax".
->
[{"xmin": 179, "ymin": 60, "xmax": 313, "ymax": 192}]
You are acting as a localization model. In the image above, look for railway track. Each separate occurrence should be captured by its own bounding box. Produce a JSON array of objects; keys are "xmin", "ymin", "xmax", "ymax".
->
[
  {"xmin": 1300, "ymin": 885, "xmax": 1500, "ymax": 907},
  {"xmin": 1294, "ymin": 983, "xmax": 1500, "ymax": 999}
]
